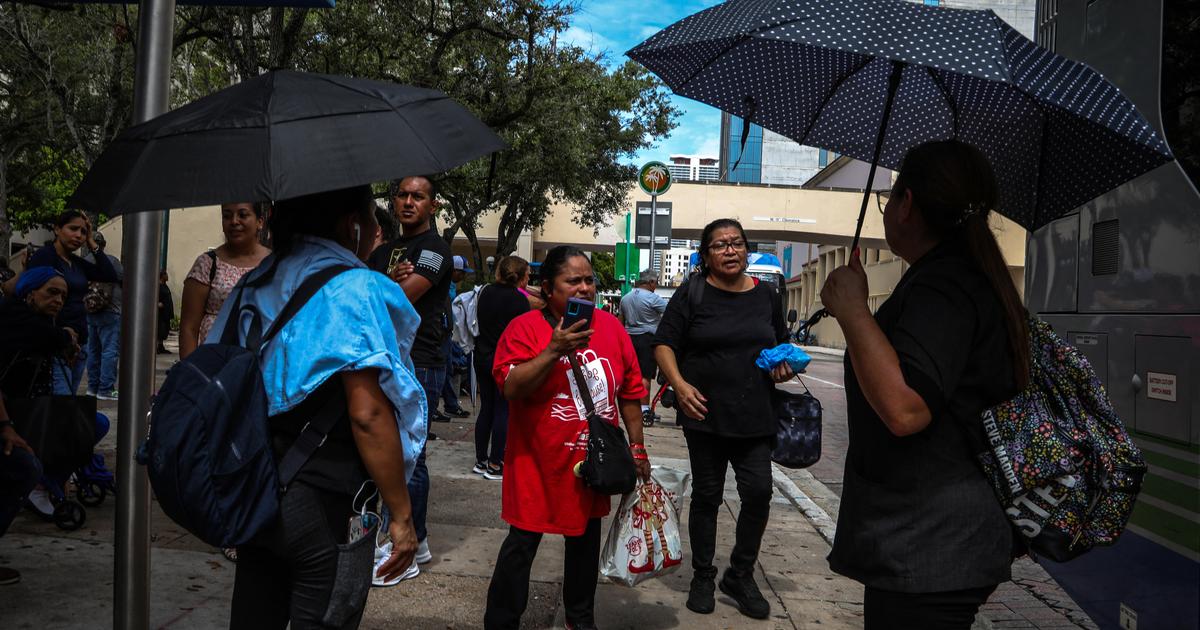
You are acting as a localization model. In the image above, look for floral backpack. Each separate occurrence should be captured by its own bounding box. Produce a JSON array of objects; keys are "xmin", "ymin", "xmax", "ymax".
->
[{"xmin": 972, "ymin": 318, "xmax": 1146, "ymax": 562}]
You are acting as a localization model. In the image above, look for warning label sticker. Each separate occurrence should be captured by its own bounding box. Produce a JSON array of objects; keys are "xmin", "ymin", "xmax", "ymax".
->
[{"xmin": 1146, "ymin": 372, "xmax": 1177, "ymax": 403}]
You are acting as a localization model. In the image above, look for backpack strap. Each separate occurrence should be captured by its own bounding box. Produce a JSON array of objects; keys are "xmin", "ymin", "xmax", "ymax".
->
[
  {"xmin": 262, "ymin": 264, "xmax": 356, "ymax": 491},
  {"xmin": 276, "ymin": 385, "xmax": 346, "ymax": 491},
  {"xmin": 206, "ymin": 250, "xmax": 218, "ymax": 285},
  {"xmin": 541, "ymin": 309, "xmax": 598, "ymax": 419}
]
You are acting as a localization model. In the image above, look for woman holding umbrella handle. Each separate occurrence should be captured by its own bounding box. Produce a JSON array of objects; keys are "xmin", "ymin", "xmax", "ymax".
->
[{"xmin": 821, "ymin": 140, "xmax": 1029, "ymax": 629}]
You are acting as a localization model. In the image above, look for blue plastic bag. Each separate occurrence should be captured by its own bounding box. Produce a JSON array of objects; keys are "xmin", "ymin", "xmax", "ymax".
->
[{"xmin": 755, "ymin": 344, "xmax": 812, "ymax": 373}]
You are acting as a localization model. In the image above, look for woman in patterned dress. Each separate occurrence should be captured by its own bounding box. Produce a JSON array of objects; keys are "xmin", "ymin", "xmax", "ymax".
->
[{"xmin": 178, "ymin": 202, "xmax": 271, "ymax": 360}]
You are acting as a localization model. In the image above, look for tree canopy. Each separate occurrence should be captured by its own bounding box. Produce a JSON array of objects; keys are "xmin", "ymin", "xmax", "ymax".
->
[{"xmin": 0, "ymin": 1, "xmax": 678, "ymax": 267}]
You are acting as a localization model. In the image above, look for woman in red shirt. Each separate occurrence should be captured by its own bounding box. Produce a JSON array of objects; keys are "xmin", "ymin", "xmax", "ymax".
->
[{"xmin": 484, "ymin": 246, "xmax": 651, "ymax": 630}]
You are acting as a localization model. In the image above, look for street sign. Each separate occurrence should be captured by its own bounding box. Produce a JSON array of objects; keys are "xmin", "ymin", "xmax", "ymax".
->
[
  {"xmin": 635, "ymin": 201, "xmax": 671, "ymax": 246},
  {"xmin": 615, "ymin": 242, "xmax": 639, "ymax": 289},
  {"xmin": 638, "ymin": 161, "xmax": 672, "ymax": 196}
]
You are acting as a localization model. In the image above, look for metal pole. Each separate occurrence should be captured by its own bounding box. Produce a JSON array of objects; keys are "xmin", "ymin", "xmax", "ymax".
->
[
  {"xmin": 116, "ymin": 1, "xmax": 174, "ymax": 628},
  {"xmin": 648, "ymin": 195, "xmax": 657, "ymax": 281},
  {"xmin": 622, "ymin": 212, "xmax": 631, "ymax": 294}
]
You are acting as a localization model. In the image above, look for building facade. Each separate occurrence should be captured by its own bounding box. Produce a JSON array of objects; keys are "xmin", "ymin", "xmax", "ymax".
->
[{"xmin": 667, "ymin": 155, "xmax": 721, "ymax": 182}]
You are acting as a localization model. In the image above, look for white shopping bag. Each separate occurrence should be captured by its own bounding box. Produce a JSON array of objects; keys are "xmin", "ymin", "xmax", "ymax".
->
[{"xmin": 600, "ymin": 466, "xmax": 691, "ymax": 587}]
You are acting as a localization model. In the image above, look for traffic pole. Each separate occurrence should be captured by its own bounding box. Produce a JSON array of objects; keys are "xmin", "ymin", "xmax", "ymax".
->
[
  {"xmin": 648, "ymin": 194, "xmax": 657, "ymax": 281},
  {"xmin": 116, "ymin": 0, "xmax": 174, "ymax": 628}
]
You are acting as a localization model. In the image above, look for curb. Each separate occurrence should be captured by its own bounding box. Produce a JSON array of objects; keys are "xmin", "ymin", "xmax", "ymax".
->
[{"xmin": 770, "ymin": 465, "xmax": 838, "ymax": 546}]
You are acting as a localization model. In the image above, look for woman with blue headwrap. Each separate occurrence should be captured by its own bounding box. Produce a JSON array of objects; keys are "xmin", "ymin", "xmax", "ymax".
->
[
  {"xmin": 0, "ymin": 267, "xmax": 81, "ymax": 518},
  {"xmin": 0, "ymin": 268, "xmax": 78, "ymax": 399}
]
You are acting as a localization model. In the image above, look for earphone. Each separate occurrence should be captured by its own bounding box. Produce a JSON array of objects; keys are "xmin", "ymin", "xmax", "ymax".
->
[{"xmin": 353, "ymin": 222, "xmax": 362, "ymax": 253}]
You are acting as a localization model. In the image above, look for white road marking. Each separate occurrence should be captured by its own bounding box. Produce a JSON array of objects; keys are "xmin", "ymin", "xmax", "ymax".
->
[{"xmin": 801, "ymin": 375, "xmax": 845, "ymax": 390}]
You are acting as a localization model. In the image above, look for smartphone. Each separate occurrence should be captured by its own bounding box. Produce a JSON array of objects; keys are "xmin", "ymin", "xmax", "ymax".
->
[
  {"xmin": 561, "ymin": 297, "xmax": 595, "ymax": 330},
  {"xmin": 386, "ymin": 247, "xmax": 408, "ymax": 275}
]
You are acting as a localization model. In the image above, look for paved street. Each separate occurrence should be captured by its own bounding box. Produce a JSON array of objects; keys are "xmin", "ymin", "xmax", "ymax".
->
[{"xmin": 1, "ymin": 340, "xmax": 1096, "ymax": 629}]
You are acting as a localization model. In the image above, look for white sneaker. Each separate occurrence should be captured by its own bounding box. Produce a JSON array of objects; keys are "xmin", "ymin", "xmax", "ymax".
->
[
  {"xmin": 97, "ymin": 390, "xmax": 118, "ymax": 401},
  {"xmin": 415, "ymin": 538, "xmax": 432, "ymax": 564},
  {"xmin": 372, "ymin": 541, "xmax": 419, "ymax": 587},
  {"xmin": 27, "ymin": 487, "xmax": 54, "ymax": 516},
  {"xmin": 472, "ymin": 461, "xmax": 488, "ymax": 475}
]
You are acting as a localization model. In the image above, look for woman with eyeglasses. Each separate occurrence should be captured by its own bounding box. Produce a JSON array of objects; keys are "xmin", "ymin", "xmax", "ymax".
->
[{"xmin": 653, "ymin": 218, "xmax": 792, "ymax": 621}]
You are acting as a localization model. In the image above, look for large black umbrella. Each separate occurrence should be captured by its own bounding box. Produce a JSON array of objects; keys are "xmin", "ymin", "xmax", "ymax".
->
[
  {"xmin": 628, "ymin": 0, "xmax": 1173, "ymax": 247},
  {"xmin": 70, "ymin": 70, "xmax": 505, "ymax": 213}
]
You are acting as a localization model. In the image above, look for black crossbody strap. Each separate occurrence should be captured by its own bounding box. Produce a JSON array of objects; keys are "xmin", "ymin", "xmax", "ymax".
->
[
  {"xmin": 541, "ymin": 309, "xmax": 598, "ymax": 418},
  {"xmin": 276, "ymin": 388, "xmax": 345, "ymax": 491},
  {"xmin": 260, "ymin": 264, "xmax": 355, "ymax": 490},
  {"xmin": 258, "ymin": 264, "xmax": 354, "ymax": 349}
]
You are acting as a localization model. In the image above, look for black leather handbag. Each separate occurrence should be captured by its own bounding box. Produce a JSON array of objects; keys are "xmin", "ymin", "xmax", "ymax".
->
[
  {"xmin": 565, "ymin": 351, "xmax": 638, "ymax": 496},
  {"xmin": 3, "ymin": 356, "xmax": 96, "ymax": 476},
  {"xmin": 771, "ymin": 378, "xmax": 822, "ymax": 469}
]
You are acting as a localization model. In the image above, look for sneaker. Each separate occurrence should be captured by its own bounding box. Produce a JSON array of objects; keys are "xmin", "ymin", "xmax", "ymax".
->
[
  {"xmin": 686, "ymin": 572, "xmax": 716, "ymax": 614},
  {"xmin": 483, "ymin": 463, "xmax": 503, "ymax": 481},
  {"xmin": 472, "ymin": 461, "xmax": 488, "ymax": 475},
  {"xmin": 427, "ymin": 432, "xmax": 439, "ymax": 441},
  {"xmin": 372, "ymin": 541, "xmax": 419, "ymax": 587},
  {"xmin": 719, "ymin": 568, "xmax": 770, "ymax": 619},
  {"xmin": 26, "ymin": 487, "xmax": 54, "ymax": 518},
  {"xmin": 0, "ymin": 567, "xmax": 19, "ymax": 585},
  {"xmin": 97, "ymin": 390, "xmax": 118, "ymax": 401},
  {"xmin": 445, "ymin": 407, "xmax": 470, "ymax": 419},
  {"xmin": 415, "ymin": 538, "xmax": 432, "ymax": 564},
  {"xmin": 86, "ymin": 389, "xmax": 97, "ymax": 397}
]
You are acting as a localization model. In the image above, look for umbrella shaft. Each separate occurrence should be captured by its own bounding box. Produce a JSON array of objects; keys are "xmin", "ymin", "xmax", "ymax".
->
[{"xmin": 852, "ymin": 61, "xmax": 905, "ymax": 254}]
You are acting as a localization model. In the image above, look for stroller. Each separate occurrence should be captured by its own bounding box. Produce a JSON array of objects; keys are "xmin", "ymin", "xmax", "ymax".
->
[{"xmin": 26, "ymin": 411, "xmax": 115, "ymax": 531}]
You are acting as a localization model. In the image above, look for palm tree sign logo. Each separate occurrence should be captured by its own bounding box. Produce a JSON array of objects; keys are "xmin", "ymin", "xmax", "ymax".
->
[{"xmin": 639, "ymin": 162, "xmax": 671, "ymax": 195}]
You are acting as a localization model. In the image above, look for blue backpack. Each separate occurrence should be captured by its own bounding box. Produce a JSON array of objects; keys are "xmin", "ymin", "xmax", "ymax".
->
[{"xmin": 141, "ymin": 263, "xmax": 351, "ymax": 547}]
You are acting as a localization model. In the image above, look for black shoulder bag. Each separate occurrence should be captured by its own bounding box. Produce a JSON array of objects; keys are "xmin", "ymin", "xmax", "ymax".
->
[
  {"xmin": 765, "ymin": 285, "xmax": 823, "ymax": 468},
  {"xmin": 542, "ymin": 310, "xmax": 637, "ymax": 496}
]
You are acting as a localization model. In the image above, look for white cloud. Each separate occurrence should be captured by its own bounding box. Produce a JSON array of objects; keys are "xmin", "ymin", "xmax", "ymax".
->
[{"xmin": 559, "ymin": 24, "xmax": 619, "ymax": 55}]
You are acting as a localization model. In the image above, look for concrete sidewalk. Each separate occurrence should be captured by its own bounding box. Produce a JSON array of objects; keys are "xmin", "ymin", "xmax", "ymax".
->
[
  {"xmin": 2, "ymin": 342, "xmax": 865, "ymax": 629},
  {"xmin": 2, "ymin": 428, "xmax": 864, "ymax": 629}
]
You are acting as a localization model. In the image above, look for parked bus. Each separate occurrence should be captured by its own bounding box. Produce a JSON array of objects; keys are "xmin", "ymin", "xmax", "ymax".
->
[{"xmin": 1029, "ymin": 2, "xmax": 1199, "ymax": 628}]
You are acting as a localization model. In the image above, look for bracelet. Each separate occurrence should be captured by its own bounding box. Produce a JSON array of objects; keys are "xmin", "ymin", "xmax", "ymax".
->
[
  {"xmin": 629, "ymin": 442, "xmax": 645, "ymax": 449},
  {"xmin": 631, "ymin": 451, "xmax": 649, "ymax": 462}
]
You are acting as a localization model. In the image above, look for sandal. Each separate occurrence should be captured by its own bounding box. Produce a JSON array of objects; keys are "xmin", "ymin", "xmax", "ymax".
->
[{"xmin": 222, "ymin": 547, "xmax": 239, "ymax": 563}]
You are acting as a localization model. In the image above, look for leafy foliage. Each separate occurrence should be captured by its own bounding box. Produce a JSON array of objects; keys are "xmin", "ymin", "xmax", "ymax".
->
[{"xmin": 0, "ymin": 1, "xmax": 678, "ymax": 266}]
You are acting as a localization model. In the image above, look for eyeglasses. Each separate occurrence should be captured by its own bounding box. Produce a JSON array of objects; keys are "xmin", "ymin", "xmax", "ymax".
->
[
  {"xmin": 708, "ymin": 239, "xmax": 747, "ymax": 253},
  {"xmin": 875, "ymin": 190, "xmax": 891, "ymax": 215}
]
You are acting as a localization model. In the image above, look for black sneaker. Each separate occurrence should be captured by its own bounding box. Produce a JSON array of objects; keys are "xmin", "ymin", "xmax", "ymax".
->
[
  {"xmin": 686, "ymin": 572, "xmax": 716, "ymax": 614},
  {"xmin": 0, "ymin": 566, "xmax": 19, "ymax": 585},
  {"xmin": 719, "ymin": 568, "xmax": 770, "ymax": 619},
  {"xmin": 445, "ymin": 407, "xmax": 471, "ymax": 419},
  {"xmin": 432, "ymin": 410, "xmax": 451, "ymax": 423}
]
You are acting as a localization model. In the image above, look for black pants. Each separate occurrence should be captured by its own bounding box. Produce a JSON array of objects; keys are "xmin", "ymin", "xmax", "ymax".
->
[
  {"xmin": 230, "ymin": 483, "xmax": 363, "ymax": 630},
  {"xmin": 684, "ymin": 429, "xmax": 774, "ymax": 579},
  {"xmin": 484, "ymin": 518, "xmax": 602, "ymax": 629},
  {"xmin": 474, "ymin": 353, "xmax": 509, "ymax": 466},
  {"xmin": 864, "ymin": 584, "xmax": 998, "ymax": 630}
]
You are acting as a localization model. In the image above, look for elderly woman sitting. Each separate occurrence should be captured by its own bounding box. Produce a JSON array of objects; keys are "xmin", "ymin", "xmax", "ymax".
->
[
  {"xmin": 0, "ymin": 268, "xmax": 103, "ymax": 518},
  {"xmin": 0, "ymin": 268, "xmax": 78, "ymax": 398}
]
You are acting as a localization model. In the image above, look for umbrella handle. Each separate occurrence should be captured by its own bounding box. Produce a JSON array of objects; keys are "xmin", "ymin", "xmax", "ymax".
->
[{"xmin": 852, "ymin": 60, "xmax": 905, "ymax": 254}]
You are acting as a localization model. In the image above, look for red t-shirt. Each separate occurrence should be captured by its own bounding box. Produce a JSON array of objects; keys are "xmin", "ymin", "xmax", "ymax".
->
[{"xmin": 492, "ymin": 309, "xmax": 647, "ymax": 536}]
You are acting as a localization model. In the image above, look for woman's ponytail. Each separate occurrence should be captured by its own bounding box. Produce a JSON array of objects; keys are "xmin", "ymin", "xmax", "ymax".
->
[{"xmin": 897, "ymin": 140, "xmax": 1030, "ymax": 389}]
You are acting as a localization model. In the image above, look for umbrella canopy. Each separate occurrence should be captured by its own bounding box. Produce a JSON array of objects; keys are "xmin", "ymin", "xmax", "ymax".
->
[
  {"xmin": 70, "ymin": 70, "xmax": 505, "ymax": 213},
  {"xmin": 628, "ymin": 0, "xmax": 1173, "ymax": 231}
]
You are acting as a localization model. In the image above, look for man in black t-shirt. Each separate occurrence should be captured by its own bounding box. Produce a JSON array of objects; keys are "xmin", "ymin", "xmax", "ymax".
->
[{"xmin": 367, "ymin": 175, "xmax": 452, "ymax": 575}]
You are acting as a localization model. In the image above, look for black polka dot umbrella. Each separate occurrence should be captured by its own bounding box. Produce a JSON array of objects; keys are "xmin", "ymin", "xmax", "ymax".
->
[{"xmin": 627, "ymin": 0, "xmax": 1174, "ymax": 247}]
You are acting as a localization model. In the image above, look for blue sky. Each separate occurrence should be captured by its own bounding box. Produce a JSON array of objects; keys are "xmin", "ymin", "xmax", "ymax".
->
[{"xmin": 564, "ymin": 0, "xmax": 725, "ymax": 166}]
